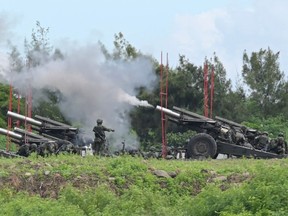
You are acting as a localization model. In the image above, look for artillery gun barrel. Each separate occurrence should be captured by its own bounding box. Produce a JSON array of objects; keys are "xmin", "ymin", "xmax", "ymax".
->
[
  {"xmin": 0, "ymin": 128, "xmax": 22, "ymax": 139},
  {"xmin": 8, "ymin": 111, "xmax": 78, "ymax": 131},
  {"xmin": 13, "ymin": 127, "xmax": 49, "ymax": 140},
  {"xmin": 35, "ymin": 131, "xmax": 62, "ymax": 141},
  {"xmin": 215, "ymin": 116, "xmax": 243, "ymax": 128},
  {"xmin": 173, "ymin": 106, "xmax": 212, "ymax": 120},
  {"xmin": 34, "ymin": 115, "xmax": 74, "ymax": 128},
  {"xmin": 7, "ymin": 111, "xmax": 42, "ymax": 126},
  {"xmin": 11, "ymin": 138, "xmax": 22, "ymax": 145},
  {"xmin": 155, "ymin": 105, "xmax": 181, "ymax": 118}
]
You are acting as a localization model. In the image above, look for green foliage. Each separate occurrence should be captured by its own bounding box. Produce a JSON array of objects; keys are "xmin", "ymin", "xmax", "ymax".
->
[
  {"xmin": 242, "ymin": 115, "xmax": 288, "ymax": 138},
  {"xmin": 24, "ymin": 20, "xmax": 52, "ymax": 67},
  {"xmin": 206, "ymin": 54, "xmax": 233, "ymax": 118},
  {"xmin": 60, "ymin": 185, "xmax": 117, "ymax": 215},
  {"xmin": 4, "ymin": 22, "xmax": 71, "ymax": 127},
  {"xmin": 1, "ymin": 27, "xmax": 288, "ymax": 215},
  {"xmin": 167, "ymin": 130, "xmax": 196, "ymax": 148},
  {"xmin": 112, "ymin": 32, "xmax": 139, "ymax": 60},
  {"xmin": 242, "ymin": 48, "xmax": 286, "ymax": 117},
  {"xmin": 0, "ymin": 155, "xmax": 288, "ymax": 215},
  {"xmin": 172, "ymin": 55, "xmax": 204, "ymax": 110},
  {"xmin": 0, "ymin": 84, "xmax": 26, "ymax": 128},
  {"xmin": 0, "ymin": 190, "xmax": 85, "ymax": 216},
  {"xmin": 0, "ymin": 136, "xmax": 17, "ymax": 152},
  {"xmin": 174, "ymin": 160, "xmax": 288, "ymax": 215},
  {"xmin": 32, "ymin": 88, "xmax": 67, "ymax": 123}
]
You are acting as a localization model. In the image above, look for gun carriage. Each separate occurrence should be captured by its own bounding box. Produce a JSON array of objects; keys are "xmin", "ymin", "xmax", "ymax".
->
[
  {"xmin": 1, "ymin": 111, "xmax": 93, "ymax": 148},
  {"xmin": 156, "ymin": 105, "xmax": 285, "ymax": 159}
]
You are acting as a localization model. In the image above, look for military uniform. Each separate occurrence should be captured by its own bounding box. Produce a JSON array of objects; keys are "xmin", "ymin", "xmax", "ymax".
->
[
  {"xmin": 55, "ymin": 139, "xmax": 74, "ymax": 155},
  {"xmin": 16, "ymin": 144, "xmax": 30, "ymax": 157},
  {"xmin": 37, "ymin": 141, "xmax": 58, "ymax": 157},
  {"xmin": 254, "ymin": 132, "xmax": 270, "ymax": 151},
  {"xmin": 16, "ymin": 143, "xmax": 38, "ymax": 157},
  {"xmin": 268, "ymin": 133, "xmax": 287, "ymax": 154},
  {"xmin": 92, "ymin": 119, "xmax": 114, "ymax": 155}
]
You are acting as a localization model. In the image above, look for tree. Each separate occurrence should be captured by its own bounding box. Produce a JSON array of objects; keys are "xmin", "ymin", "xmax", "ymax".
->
[
  {"xmin": 173, "ymin": 55, "xmax": 203, "ymax": 112},
  {"xmin": 242, "ymin": 48, "xmax": 286, "ymax": 117},
  {"xmin": 113, "ymin": 32, "xmax": 138, "ymax": 60},
  {"xmin": 7, "ymin": 43, "xmax": 24, "ymax": 73},
  {"xmin": 24, "ymin": 21, "xmax": 52, "ymax": 67},
  {"xmin": 223, "ymin": 86, "xmax": 249, "ymax": 122},
  {"xmin": 3, "ymin": 21, "xmax": 72, "ymax": 127},
  {"xmin": 206, "ymin": 53, "xmax": 232, "ymax": 118}
]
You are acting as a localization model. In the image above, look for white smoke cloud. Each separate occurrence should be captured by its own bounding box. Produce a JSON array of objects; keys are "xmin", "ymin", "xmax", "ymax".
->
[
  {"xmin": 0, "ymin": 13, "xmax": 13, "ymax": 43},
  {"xmin": 117, "ymin": 89, "xmax": 154, "ymax": 108},
  {"xmin": 6, "ymin": 43, "xmax": 157, "ymax": 150},
  {"xmin": 0, "ymin": 13, "xmax": 15, "ymax": 81}
]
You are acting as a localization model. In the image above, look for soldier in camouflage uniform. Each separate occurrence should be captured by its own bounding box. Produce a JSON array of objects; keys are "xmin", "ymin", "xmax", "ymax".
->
[
  {"xmin": 55, "ymin": 136, "xmax": 75, "ymax": 155},
  {"xmin": 16, "ymin": 144, "xmax": 30, "ymax": 157},
  {"xmin": 254, "ymin": 131, "xmax": 270, "ymax": 151},
  {"xmin": 16, "ymin": 143, "xmax": 38, "ymax": 157},
  {"xmin": 268, "ymin": 132, "xmax": 287, "ymax": 155},
  {"xmin": 92, "ymin": 119, "xmax": 114, "ymax": 155},
  {"xmin": 37, "ymin": 141, "xmax": 58, "ymax": 157}
]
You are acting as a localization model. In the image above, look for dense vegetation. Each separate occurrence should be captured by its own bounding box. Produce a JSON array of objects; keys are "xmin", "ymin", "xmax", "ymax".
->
[
  {"xmin": 1, "ymin": 22, "xmax": 288, "ymax": 149},
  {"xmin": 0, "ymin": 154, "xmax": 288, "ymax": 215},
  {"xmin": 0, "ymin": 21, "xmax": 288, "ymax": 215}
]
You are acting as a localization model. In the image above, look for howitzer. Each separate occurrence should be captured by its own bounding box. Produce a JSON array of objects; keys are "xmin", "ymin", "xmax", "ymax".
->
[
  {"xmin": 215, "ymin": 116, "xmax": 243, "ymax": 128},
  {"xmin": 155, "ymin": 105, "xmax": 181, "ymax": 119},
  {"xmin": 0, "ymin": 128, "xmax": 22, "ymax": 140},
  {"xmin": 156, "ymin": 105, "xmax": 216, "ymax": 124},
  {"xmin": 173, "ymin": 106, "xmax": 213, "ymax": 121},
  {"xmin": 8, "ymin": 111, "xmax": 78, "ymax": 140},
  {"xmin": 14, "ymin": 127, "xmax": 53, "ymax": 140},
  {"xmin": 155, "ymin": 105, "xmax": 286, "ymax": 160},
  {"xmin": 7, "ymin": 111, "xmax": 77, "ymax": 130},
  {"xmin": 155, "ymin": 105, "xmax": 219, "ymax": 134},
  {"xmin": 215, "ymin": 115, "xmax": 257, "ymax": 134},
  {"xmin": 7, "ymin": 111, "xmax": 92, "ymax": 146},
  {"xmin": 0, "ymin": 127, "xmax": 52, "ymax": 146}
]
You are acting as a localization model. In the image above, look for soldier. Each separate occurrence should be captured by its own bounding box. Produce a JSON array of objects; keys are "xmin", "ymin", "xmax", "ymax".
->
[
  {"xmin": 16, "ymin": 143, "xmax": 38, "ymax": 157},
  {"xmin": 55, "ymin": 137, "xmax": 75, "ymax": 155},
  {"xmin": 254, "ymin": 131, "xmax": 270, "ymax": 151},
  {"xmin": 37, "ymin": 141, "xmax": 58, "ymax": 157},
  {"xmin": 240, "ymin": 126, "xmax": 257, "ymax": 145},
  {"xmin": 30, "ymin": 143, "xmax": 38, "ymax": 153},
  {"xmin": 268, "ymin": 133, "xmax": 287, "ymax": 154},
  {"xmin": 92, "ymin": 119, "xmax": 114, "ymax": 155},
  {"xmin": 16, "ymin": 144, "xmax": 30, "ymax": 157}
]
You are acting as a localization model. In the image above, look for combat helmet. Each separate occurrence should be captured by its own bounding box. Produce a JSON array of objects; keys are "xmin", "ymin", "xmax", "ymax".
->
[
  {"xmin": 97, "ymin": 119, "xmax": 103, "ymax": 124},
  {"xmin": 278, "ymin": 132, "xmax": 284, "ymax": 137},
  {"xmin": 240, "ymin": 126, "xmax": 247, "ymax": 133}
]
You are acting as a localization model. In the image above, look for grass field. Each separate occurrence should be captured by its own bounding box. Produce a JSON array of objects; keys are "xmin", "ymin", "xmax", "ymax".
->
[{"xmin": 0, "ymin": 152, "xmax": 287, "ymax": 216}]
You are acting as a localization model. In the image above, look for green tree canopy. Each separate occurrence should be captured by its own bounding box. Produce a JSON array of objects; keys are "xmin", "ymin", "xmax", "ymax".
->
[{"xmin": 242, "ymin": 48, "xmax": 286, "ymax": 117}]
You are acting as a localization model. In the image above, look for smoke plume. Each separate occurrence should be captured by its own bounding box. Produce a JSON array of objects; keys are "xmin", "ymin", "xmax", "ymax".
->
[
  {"xmin": 0, "ymin": 14, "xmax": 14, "ymax": 79},
  {"xmin": 5, "ymin": 43, "xmax": 157, "ymax": 150}
]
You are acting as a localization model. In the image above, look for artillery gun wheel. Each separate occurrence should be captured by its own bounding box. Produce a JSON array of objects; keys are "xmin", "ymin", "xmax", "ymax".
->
[{"xmin": 186, "ymin": 133, "xmax": 217, "ymax": 159}]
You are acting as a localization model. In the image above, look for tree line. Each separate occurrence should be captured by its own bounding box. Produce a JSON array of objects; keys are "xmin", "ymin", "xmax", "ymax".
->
[{"xmin": 1, "ymin": 22, "xmax": 288, "ymax": 150}]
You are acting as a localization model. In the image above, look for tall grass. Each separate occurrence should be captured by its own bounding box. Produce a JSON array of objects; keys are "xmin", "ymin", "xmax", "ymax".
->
[{"xmin": 0, "ymin": 154, "xmax": 288, "ymax": 215}]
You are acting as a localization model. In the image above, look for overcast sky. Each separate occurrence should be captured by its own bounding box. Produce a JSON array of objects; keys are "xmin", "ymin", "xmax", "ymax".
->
[{"xmin": 1, "ymin": 0, "xmax": 288, "ymax": 85}]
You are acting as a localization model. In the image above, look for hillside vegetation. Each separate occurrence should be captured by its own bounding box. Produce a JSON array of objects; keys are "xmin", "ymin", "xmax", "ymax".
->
[
  {"xmin": 0, "ymin": 153, "xmax": 288, "ymax": 216},
  {"xmin": 1, "ymin": 23, "xmax": 288, "ymax": 216}
]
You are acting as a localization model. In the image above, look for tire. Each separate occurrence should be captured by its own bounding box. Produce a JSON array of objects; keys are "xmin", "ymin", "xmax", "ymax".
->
[{"xmin": 186, "ymin": 133, "xmax": 217, "ymax": 159}]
